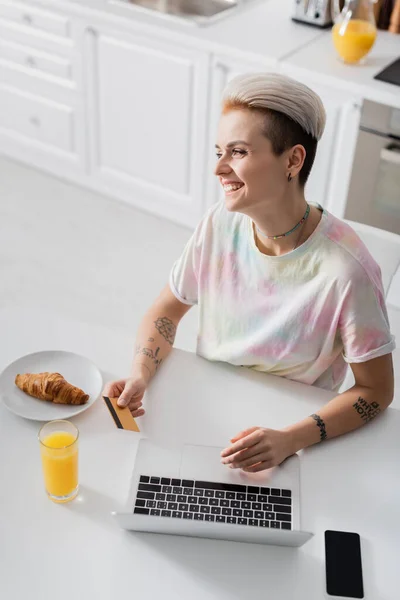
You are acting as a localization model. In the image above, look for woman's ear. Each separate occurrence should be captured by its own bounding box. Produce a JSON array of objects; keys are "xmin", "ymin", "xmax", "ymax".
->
[{"xmin": 287, "ymin": 144, "xmax": 306, "ymax": 178}]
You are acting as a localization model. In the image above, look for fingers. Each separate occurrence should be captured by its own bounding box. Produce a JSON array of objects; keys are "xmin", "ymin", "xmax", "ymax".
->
[
  {"xmin": 221, "ymin": 429, "xmax": 262, "ymax": 458},
  {"xmin": 221, "ymin": 442, "xmax": 263, "ymax": 466},
  {"xmin": 241, "ymin": 461, "xmax": 272, "ymax": 473},
  {"xmin": 103, "ymin": 379, "xmax": 146, "ymax": 418},
  {"xmin": 127, "ymin": 397, "xmax": 143, "ymax": 412},
  {"xmin": 131, "ymin": 407, "xmax": 145, "ymax": 418},
  {"xmin": 102, "ymin": 382, "xmax": 115, "ymax": 397},
  {"xmin": 122, "ymin": 397, "xmax": 145, "ymax": 417},
  {"xmin": 228, "ymin": 451, "xmax": 271, "ymax": 470},
  {"xmin": 117, "ymin": 380, "xmax": 142, "ymax": 407},
  {"xmin": 230, "ymin": 426, "xmax": 259, "ymax": 443}
]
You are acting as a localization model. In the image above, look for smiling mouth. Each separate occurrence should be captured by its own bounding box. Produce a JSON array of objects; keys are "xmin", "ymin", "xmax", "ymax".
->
[{"xmin": 223, "ymin": 183, "xmax": 244, "ymax": 194}]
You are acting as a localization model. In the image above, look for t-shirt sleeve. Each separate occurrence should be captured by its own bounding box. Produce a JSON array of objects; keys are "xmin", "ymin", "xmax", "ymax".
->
[
  {"xmin": 169, "ymin": 204, "xmax": 217, "ymax": 306},
  {"xmin": 339, "ymin": 267, "xmax": 396, "ymax": 364}
]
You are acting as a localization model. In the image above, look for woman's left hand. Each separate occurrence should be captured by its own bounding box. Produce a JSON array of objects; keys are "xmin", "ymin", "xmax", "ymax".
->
[{"xmin": 220, "ymin": 426, "xmax": 294, "ymax": 472}]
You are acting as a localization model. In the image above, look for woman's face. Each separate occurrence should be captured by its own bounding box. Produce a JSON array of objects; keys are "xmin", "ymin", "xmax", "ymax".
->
[{"xmin": 214, "ymin": 108, "xmax": 289, "ymax": 214}]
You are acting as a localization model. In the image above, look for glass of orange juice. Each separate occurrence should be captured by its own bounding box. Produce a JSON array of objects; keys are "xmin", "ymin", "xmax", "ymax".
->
[
  {"xmin": 38, "ymin": 420, "xmax": 79, "ymax": 503},
  {"xmin": 332, "ymin": 19, "xmax": 377, "ymax": 64}
]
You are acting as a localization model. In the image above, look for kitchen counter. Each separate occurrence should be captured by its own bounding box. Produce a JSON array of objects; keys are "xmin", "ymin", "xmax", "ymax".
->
[
  {"xmin": 20, "ymin": 0, "xmax": 400, "ymax": 107},
  {"xmin": 109, "ymin": 0, "xmax": 325, "ymax": 64},
  {"xmin": 282, "ymin": 28, "xmax": 400, "ymax": 109},
  {"xmin": 18, "ymin": 0, "xmax": 325, "ymax": 64}
]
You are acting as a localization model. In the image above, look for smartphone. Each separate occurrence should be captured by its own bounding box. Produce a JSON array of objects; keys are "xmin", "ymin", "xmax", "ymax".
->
[{"xmin": 325, "ymin": 530, "xmax": 364, "ymax": 598}]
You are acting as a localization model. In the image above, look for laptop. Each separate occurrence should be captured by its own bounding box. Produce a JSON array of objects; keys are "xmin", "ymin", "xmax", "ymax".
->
[{"xmin": 112, "ymin": 438, "xmax": 313, "ymax": 547}]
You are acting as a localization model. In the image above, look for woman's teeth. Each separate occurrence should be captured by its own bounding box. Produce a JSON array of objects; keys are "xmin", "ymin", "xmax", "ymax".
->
[{"xmin": 223, "ymin": 183, "xmax": 243, "ymax": 192}]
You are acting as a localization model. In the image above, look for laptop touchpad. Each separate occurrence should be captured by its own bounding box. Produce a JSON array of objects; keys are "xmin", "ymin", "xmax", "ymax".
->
[
  {"xmin": 179, "ymin": 444, "xmax": 259, "ymax": 485},
  {"xmin": 179, "ymin": 443, "xmax": 298, "ymax": 490}
]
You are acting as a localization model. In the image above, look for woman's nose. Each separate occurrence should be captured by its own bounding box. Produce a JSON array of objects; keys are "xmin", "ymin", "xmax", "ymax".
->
[{"xmin": 214, "ymin": 157, "xmax": 232, "ymax": 177}]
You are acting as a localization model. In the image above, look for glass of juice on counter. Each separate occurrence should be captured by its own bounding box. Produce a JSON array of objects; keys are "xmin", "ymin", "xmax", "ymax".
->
[
  {"xmin": 332, "ymin": 0, "xmax": 377, "ymax": 64},
  {"xmin": 39, "ymin": 420, "xmax": 79, "ymax": 503}
]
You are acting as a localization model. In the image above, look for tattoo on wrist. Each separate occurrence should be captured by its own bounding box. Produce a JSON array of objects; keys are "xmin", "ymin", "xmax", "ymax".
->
[
  {"xmin": 310, "ymin": 413, "xmax": 327, "ymax": 441},
  {"xmin": 353, "ymin": 397, "xmax": 381, "ymax": 424},
  {"xmin": 154, "ymin": 317, "xmax": 176, "ymax": 346},
  {"xmin": 135, "ymin": 345, "xmax": 163, "ymax": 371}
]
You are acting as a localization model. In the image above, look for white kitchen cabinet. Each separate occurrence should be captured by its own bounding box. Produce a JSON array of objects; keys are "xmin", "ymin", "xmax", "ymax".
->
[
  {"xmin": 0, "ymin": 0, "xmax": 71, "ymax": 38},
  {"xmin": 280, "ymin": 66, "xmax": 362, "ymax": 218},
  {"xmin": 0, "ymin": 6, "xmax": 86, "ymax": 177},
  {"xmin": 205, "ymin": 55, "xmax": 276, "ymax": 210},
  {"xmin": 85, "ymin": 26, "xmax": 209, "ymax": 228},
  {"xmin": 0, "ymin": 85, "xmax": 74, "ymax": 151},
  {"xmin": 304, "ymin": 85, "xmax": 362, "ymax": 218},
  {"xmin": 0, "ymin": 38, "xmax": 72, "ymax": 79}
]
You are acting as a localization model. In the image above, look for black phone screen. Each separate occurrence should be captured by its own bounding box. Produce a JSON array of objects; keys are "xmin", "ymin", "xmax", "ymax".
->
[{"xmin": 325, "ymin": 530, "xmax": 364, "ymax": 598}]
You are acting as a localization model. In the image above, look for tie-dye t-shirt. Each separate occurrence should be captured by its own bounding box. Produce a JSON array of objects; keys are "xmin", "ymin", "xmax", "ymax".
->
[{"xmin": 169, "ymin": 201, "xmax": 395, "ymax": 391}]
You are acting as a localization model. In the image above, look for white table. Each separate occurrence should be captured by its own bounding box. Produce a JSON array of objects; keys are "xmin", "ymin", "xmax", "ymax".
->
[{"xmin": 1, "ymin": 308, "xmax": 399, "ymax": 600}]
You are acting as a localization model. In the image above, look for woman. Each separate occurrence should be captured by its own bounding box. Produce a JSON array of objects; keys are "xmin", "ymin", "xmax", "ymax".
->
[{"xmin": 103, "ymin": 73, "xmax": 395, "ymax": 472}]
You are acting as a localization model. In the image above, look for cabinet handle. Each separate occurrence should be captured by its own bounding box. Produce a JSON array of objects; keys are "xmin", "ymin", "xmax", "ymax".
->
[
  {"xmin": 22, "ymin": 13, "xmax": 33, "ymax": 25},
  {"xmin": 29, "ymin": 116, "xmax": 40, "ymax": 127},
  {"xmin": 26, "ymin": 56, "xmax": 36, "ymax": 68}
]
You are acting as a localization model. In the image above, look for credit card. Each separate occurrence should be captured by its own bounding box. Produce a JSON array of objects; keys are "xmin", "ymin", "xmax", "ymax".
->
[{"xmin": 103, "ymin": 396, "xmax": 140, "ymax": 432}]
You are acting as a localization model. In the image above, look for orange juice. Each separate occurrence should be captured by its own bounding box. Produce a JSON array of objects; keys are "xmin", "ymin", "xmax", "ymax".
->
[
  {"xmin": 40, "ymin": 430, "xmax": 78, "ymax": 502},
  {"xmin": 332, "ymin": 20, "xmax": 377, "ymax": 64}
]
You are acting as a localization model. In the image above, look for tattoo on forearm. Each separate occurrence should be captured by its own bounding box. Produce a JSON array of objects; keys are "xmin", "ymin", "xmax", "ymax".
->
[
  {"xmin": 310, "ymin": 413, "xmax": 327, "ymax": 441},
  {"xmin": 154, "ymin": 317, "xmax": 176, "ymax": 346},
  {"xmin": 353, "ymin": 397, "xmax": 381, "ymax": 424},
  {"xmin": 135, "ymin": 344, "xmax": 163, "ymax": 371}
]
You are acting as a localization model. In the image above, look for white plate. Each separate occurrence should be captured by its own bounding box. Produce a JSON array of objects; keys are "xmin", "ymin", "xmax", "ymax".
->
[{"xmin": 0, "ymin": 350, "xmax": 103, "ymax": 421}]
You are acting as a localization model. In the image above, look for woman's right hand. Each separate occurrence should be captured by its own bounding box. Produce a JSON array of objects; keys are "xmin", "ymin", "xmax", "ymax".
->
[{"xmin": 102, "ymin": 375, "xmax": 148, "ymax": 417}]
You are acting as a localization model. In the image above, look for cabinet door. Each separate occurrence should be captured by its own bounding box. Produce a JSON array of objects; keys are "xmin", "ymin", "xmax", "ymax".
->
[
  {"xmin": 206, "ymin": 55, "xmax": 277, "ymax": 210},
  {"xmin": 0, "ymin": 14, "xmax": 85, "ymax": 178},
  {"xmin": 86, "ymin": 27, "xmax": 209, "ymax": 228},
  {"xmin": 280, "ymin": 67, "xmax": 362, "ymax": 218},
  {"xmin": 305, "ymin": 86, "xmax": 361, "ymax": 218}
]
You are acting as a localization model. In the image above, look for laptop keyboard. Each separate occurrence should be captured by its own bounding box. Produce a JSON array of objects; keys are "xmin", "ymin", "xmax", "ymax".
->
[{"xmin": 134, "ymin": 475, "xmax": 292, "ymax": 530}]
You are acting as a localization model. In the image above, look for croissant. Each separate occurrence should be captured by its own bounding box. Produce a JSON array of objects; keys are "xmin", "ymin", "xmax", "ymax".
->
[{"xmin": 15, "ymin": 372, "xmax": 89, "ymax": 405}]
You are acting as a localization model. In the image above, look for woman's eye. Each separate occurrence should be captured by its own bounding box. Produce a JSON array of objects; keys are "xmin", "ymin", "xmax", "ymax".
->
[
  {"xmin": 232, "ymin": 149, "xmax": 246, "ymax": 156},
  {"xmin": 215, "ymin": 149, "xmax": 246, "ymax": 159}
]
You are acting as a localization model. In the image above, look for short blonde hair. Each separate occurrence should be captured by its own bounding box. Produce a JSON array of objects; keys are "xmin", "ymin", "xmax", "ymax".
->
[{"xmin": 222, "ymin": 72, "xmax": 326, "ymax": 141}]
